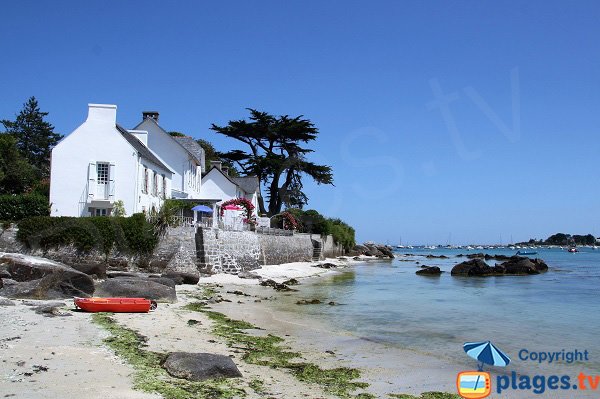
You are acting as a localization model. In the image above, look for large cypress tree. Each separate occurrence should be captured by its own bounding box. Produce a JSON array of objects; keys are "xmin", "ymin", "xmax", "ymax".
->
[
  {"xmin": 1, "ymin": 97, "xmax": 62, "ymax": 178},
  {"xmin": 211, "ymin": 109, "xmax": 333, "ymax": 216}
]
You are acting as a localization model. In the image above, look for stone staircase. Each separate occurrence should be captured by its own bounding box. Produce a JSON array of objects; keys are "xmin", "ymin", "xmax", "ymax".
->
[{"xmin": 311, "ymin": 240, "xmax": 322, "ymax": 261}]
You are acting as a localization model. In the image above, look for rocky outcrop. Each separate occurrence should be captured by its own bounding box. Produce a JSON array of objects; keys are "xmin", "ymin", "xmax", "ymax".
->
[
  {"xmin": 416, "ymin": 266, "xmax": 442, "ymax": 275},
  {"xmin": 459, "ymin": 253, "xmax": 512, "ymax": 261},
  {"xmin": 94, "ymin": 277, "xmax": 176, "ymax": 302},
  {"xmin": 349, "ymin": 243, "xmax": 394, "ymax": 259},
  {"xmin": 451, "ymin": 256, "xmax": 549, "ymax": 276},
  {"xmin": 499, "ymin": 257, "xmax": 548, "ymax": 274},
  {"xmin": 0, "ymin": 253, "xmax": 94, "ymax": 299},
  {"xmin": 162, "ymin": 352, "xmax": 242, "ymax": 381}
]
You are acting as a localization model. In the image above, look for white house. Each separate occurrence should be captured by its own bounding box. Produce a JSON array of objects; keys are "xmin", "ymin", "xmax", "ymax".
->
[
  {"xmin": 49, "ymin": 104, "xmax": 174, "ymax": 217},
  {"xmin": 201, "ymin": 161, "xmax": 261, "ymax": 216},
  {"xmin": 134, "ymin": 113, "xmax": 205, "ymax": 199}
]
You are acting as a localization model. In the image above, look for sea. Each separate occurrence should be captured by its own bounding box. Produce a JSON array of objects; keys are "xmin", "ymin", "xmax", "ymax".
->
[{"xmin": 273, "ymin": 247, "xmax": 600, "ymax": 374}]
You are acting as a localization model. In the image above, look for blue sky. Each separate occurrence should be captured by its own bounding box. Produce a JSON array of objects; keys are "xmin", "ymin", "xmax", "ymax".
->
[{"xmin": 1, "ymin": 1, "xmax": 599, "ymax": 244}]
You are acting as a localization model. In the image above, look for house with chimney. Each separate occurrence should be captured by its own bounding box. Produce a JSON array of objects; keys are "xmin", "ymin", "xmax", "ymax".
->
[
  {"xmin": 134, "ymin": 112, "xmax": 205, "ymax": 200},
  {"xmin": 49, "ymin": 104, "xmax": 174, "ymax": 217},
  {"xmin": 49, "ymin": 103, "xmax": 260, "ymax": 227},
  {"xmin": 201, "ymin": 161, "xmax": 261, "ymax": 216}
]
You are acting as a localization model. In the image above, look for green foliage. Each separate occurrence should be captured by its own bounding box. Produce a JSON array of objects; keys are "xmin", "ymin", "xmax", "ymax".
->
[
  {"xmin": 284, "ymin": 208, "xmax": 355, "ymax": 250},
  {"xmin": 111, "ymin": 200, "xmax": 126, "ymax": 217},
  {"xmin": 1, "ymin": 97, "xmax": 62, "ymax": 178},
  {"xmin": 92, "ymin": 313, "xmax": 246, "ymax": 399},
  {"xmin": 212, "ymin": 109, "xmax": 333, "ymax": 215},
  {"xmin": 168, "ymin": 131, "xmax": 186, "ymax": 137},
  {"xmin": 0, "ymin": 194, "xmax": 49, "ymax": 222},
  {"xmin": 0, "ymin": 134, "xmax": 38, "ymax": 194},
  {"xmin": 523, "ymin": 233, "xmax": 598, "ymax": 246},
  {"xmin": 16, "ymin": 214, "xmax": 157, "ymax": 255},
  {"xmin": 329, "ymin": 218, "xmax": 356, "ymax": 250}
]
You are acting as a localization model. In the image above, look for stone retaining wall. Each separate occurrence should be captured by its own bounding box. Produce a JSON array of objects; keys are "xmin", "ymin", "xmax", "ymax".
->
[
  {"xmin": 320, "ymin": 234, "xmax": 345, "ymax": 258},
  {"xmin": 197, "ymin": 228, "xmax": 261, "ymax": 274},
  {"xmin": 258, "ymin": 233, "xmax": 313, "ymax": 265}
]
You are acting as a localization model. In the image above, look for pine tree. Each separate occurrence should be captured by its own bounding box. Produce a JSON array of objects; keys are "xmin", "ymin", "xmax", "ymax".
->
[{"xmin": 1, "ymin": 97, "xmax": 62, "ymax": 177}]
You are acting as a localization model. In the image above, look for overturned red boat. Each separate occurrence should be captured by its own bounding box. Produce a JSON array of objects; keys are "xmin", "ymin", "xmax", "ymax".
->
[{"xmin": 74, "ymin": 297, "xmax": 157, "ymax": 313}]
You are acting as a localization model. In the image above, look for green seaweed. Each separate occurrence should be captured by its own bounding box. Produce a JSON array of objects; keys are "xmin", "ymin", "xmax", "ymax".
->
[
  {"xmin": 91, "ymin": 313, "xmax": 246, "ymax": 399},
  {"xmin": 185, "ymin": 301, "xmax": 370, "ymax": 398}
]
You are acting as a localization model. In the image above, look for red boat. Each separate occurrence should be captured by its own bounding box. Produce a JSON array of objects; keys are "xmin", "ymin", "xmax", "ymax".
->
[{"xmin": 74, "ymin": 297, "xmax": 157, "ymax": 313}]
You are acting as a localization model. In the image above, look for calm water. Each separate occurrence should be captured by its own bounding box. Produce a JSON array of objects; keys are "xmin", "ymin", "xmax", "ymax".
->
[{"xmin": 282, "ymin": 247, "xmax": 600, "ymax": 371}]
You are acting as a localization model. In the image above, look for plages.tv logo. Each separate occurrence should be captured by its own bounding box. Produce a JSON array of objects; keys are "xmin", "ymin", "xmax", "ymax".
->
[{"xmin": 456, "ymin": 341, "xmax": 511, "ymax": 399}]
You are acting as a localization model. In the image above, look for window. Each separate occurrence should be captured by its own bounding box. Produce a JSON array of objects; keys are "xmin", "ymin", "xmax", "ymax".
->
[
  {"xmin": 143, "ymin": 167, "xmax": 149, "ymax": 193},
  {"xmin": 90, "ymin": 207, "xmax": 109, "ymax": 216},
  {"xmin": 97, "ymin": 162, "xmax": 109, "ymax": 184},
  {"xmin": 152, "ymin": 172, "xmax": 158, "ymax": 196},
  {"xmin": 162, "ymin": 174, "xmax": 167, "ymax": 198}
]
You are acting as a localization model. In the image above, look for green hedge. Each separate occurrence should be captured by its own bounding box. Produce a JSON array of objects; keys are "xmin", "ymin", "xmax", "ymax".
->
[
  {"xmin": 284, "ymin": 208, "xmax": 356, "ymax": 250},
  {"xmin": 0, "ymin": 194, "xmax": 50, "ymax": 222},
  {"xmin": 17, "ymin": 213, "xmax": 157, "ymax": 254}
]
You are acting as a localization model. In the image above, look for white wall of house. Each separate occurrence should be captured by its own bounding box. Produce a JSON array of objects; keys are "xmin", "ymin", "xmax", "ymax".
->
[
  {"xmin": 136, "ymin": 159, "xmax": 172, "ymax": 215},
  {"xmin": 50, "ymin": 104, "xmax": 172, "ymax": 217},
  {"xmin": 135, "ymin": 118, "xmax": 201, "ymax": 199},
  {"xmin": 201, "ymin": 169, "xmax": 259, "ymax": 217},
  {"xmin": 201, "ymin": 169, "xmax": 238, "ymax": 203}
]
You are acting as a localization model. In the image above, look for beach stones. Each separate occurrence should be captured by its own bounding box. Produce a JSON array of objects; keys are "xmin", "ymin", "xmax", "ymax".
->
[
  {"xmin": 163, "ymin": 352, "xmax": 242, "ymax": 381},
  {"xmin": 95, "ymin": 277, "xmax": 177, "ymax": 302},
  {"xmin": 416, "ymin": 266, "xmax": 442, "ymax": 275},
  {"xmin": 259, "ymin": 279, "xmax": 297, "ymax": 291}
]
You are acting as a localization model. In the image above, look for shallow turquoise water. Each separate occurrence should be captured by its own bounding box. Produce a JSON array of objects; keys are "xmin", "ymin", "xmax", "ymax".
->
[{"xmin": 292, "ymin": 247, "xmax": 600, "ymax": 371}]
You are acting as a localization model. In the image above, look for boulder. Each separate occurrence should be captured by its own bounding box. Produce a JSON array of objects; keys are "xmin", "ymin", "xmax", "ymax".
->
[
  {"xmin": 451, "ymin": 259, "xmax": 497, "ymax": 276},
  {"xmin": 71, "ymin": 263, "xmax": 107, "ymax": 279},
  {"xmin": 0, "ymin": 254, "xmax": 94, "ymax": 299},
  {"xmin": 364, "ymin": 245, "xmax": 383, "ymax": 257},
  {"xmin": 162, "ymin": 352, "xmax": 242, "ymax": 381},
  {"xmin": 497, "ymin": 256, "xmax": 547, "ymax": 275},
  {"xmin": 376, "ymin": 245, "xmax": 395, "ymax": 258},
  {"xmin": 237, "ymin": 271, "xmax": 261, "ymax": 280},
  {"xmin": 145, "ymin": 276, "xmax": 177, "ymax": 289},
  {"xmin": 416, "ymin": 266, "xmax": 442, "ymax": 275},
  {"xmin": 106, "ymin": 271, "xmax": 141, "ymax": 278},
  {"xmin": 452, "ymin": 256, "xmax": 549, "ymax": 276},
  {"xmin": 95, "ymin": 277, "xmax": 176, "ymax": 302},
  {"xmin": 161, "ymin": 272, "xmax": 200, "ymax": 285},
  {"xmin": 0, "ymin": 296, "xmax": 15, "ymax": 306}
]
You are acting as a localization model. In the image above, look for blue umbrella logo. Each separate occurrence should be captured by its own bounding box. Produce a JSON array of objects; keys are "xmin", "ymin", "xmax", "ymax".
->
[{"xmin": 463, "ymin": 341, "xmax": 511, "ymax": 371}]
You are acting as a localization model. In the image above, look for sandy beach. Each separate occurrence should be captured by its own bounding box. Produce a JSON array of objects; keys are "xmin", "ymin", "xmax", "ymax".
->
[
  {"xmin": 0, "ymin": 258, "xmax": 375, "ymax": 399},
  {"xmin": 3, "ymin": 256, "xmax": 595, "ymax": 399}
]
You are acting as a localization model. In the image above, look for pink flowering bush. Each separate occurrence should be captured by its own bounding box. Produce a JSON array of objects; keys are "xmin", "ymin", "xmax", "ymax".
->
[
  {"xmin": 281, "ymin": 211, "xmax": 299, "ymax": 230},
  {"xmin": 220, "ymin": 198, "xmax": 256, "ymax": 226}
]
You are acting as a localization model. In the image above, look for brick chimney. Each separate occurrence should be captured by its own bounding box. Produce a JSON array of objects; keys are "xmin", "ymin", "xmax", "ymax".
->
[
  {"xmin": 210, "ymin": 160, "xmax": 222, "ymax": 171},
  {"xmin": 221, "ymin": 167, "xmax": 229, "ymax": 176},
  {"xmin": 142, "ymin": 111, "xmax": 159, "ymax": 122}
]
